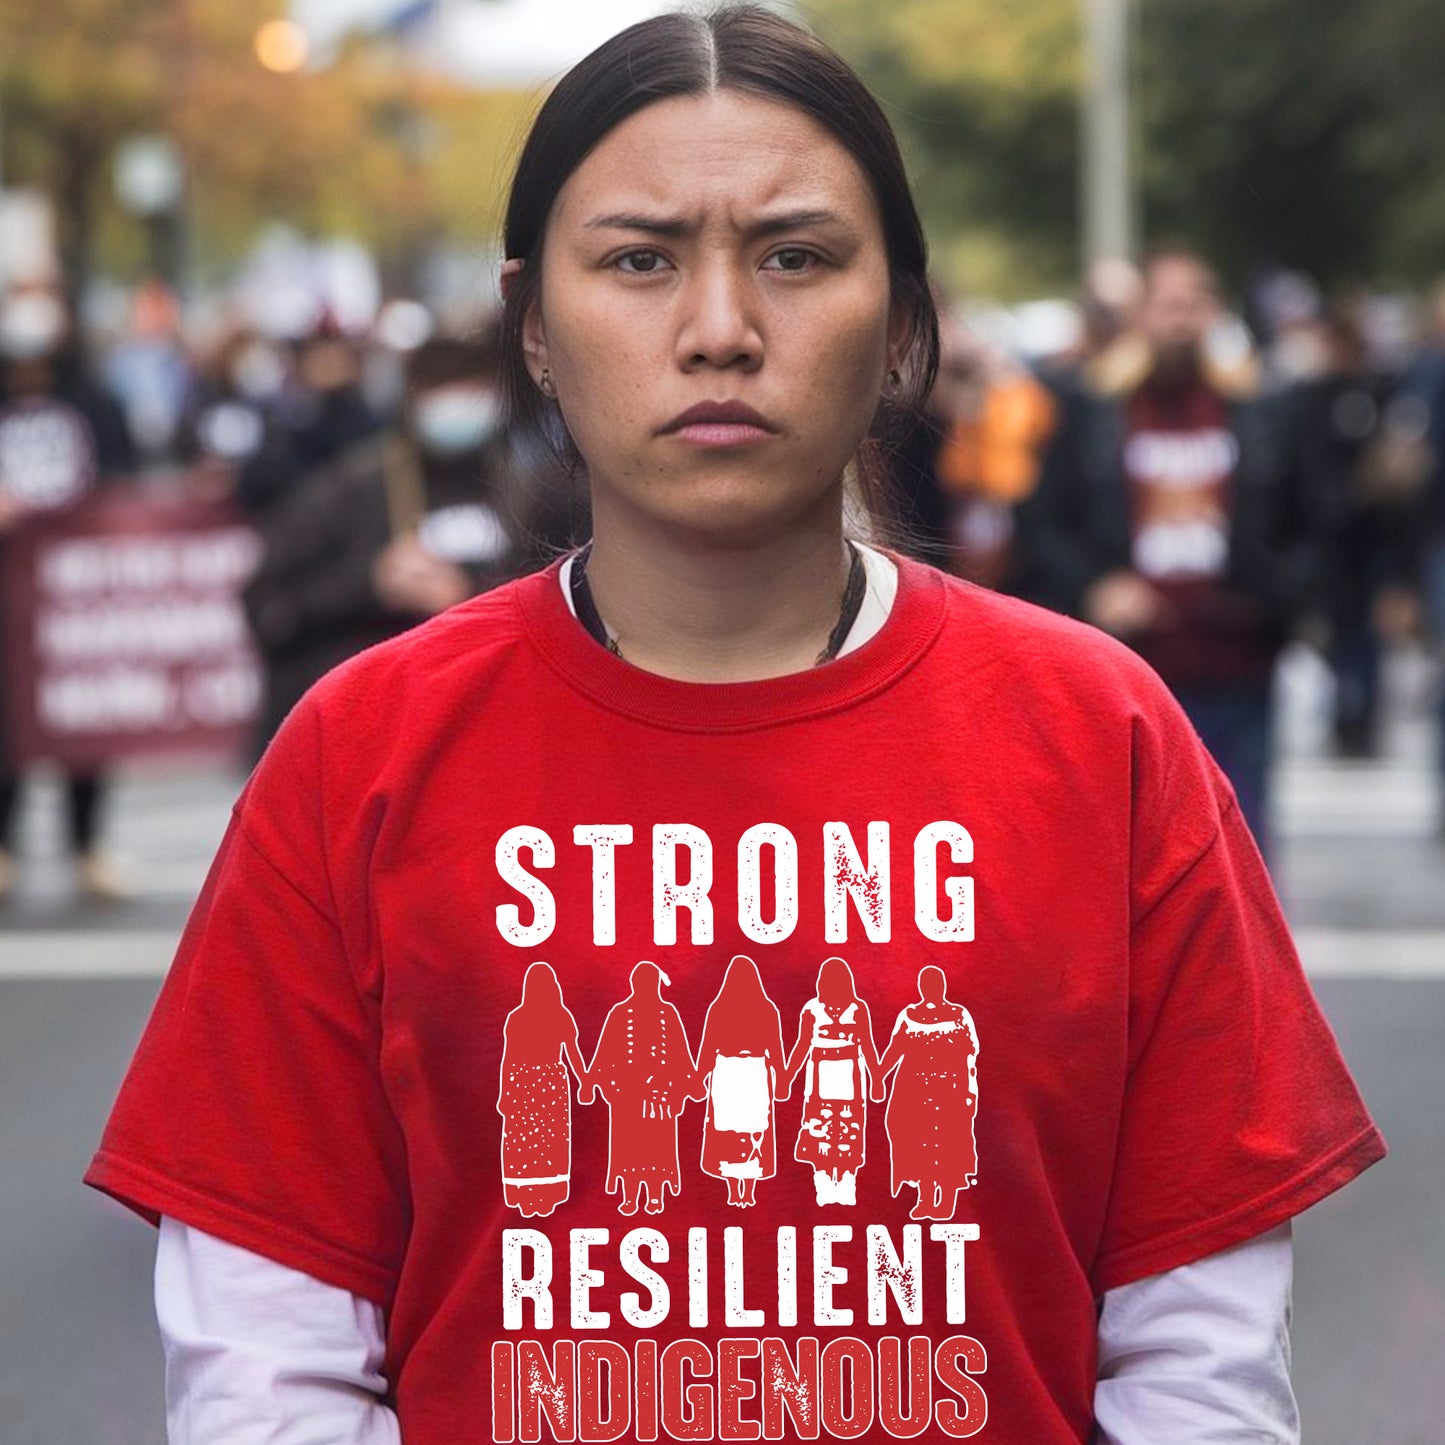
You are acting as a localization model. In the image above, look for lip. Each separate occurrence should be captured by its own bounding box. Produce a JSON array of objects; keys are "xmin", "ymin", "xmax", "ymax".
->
[{"xmin": 658, "ymin": 400, "xmax": 780, "ymax": 440}]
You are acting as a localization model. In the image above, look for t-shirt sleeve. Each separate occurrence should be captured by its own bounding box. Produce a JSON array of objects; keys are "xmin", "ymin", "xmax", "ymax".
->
[
  {"xmin": 1089, "ymin": 677, "xmax": 1386, "ymax": 1294},
  {"xmin": 84, "ymin": 696, "xmax": 407, "ymax": 1306}
]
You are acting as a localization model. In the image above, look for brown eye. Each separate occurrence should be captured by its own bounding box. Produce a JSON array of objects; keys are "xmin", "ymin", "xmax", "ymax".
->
[
  {"xmin": 765, "ymin": 248, "xmax": 819, "ymax": 274},
  {"xmin": 616, "ymin": 249, "xmax": 668, "ymax": 275}
]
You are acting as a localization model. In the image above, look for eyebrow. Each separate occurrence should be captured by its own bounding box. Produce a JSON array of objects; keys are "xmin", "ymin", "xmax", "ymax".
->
[{"xmin": 584, "ymin": 208, "xmax": 849, "ymax": 239}]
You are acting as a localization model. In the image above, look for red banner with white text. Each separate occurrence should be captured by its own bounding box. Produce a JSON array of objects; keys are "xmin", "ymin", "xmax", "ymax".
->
[{"xmin": 0, "ymin": 487, "xmax": 261, "ymax": 767}]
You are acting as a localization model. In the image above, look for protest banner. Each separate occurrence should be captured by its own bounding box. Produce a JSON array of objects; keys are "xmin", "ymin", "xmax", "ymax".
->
[{"xmin": 0, "ymin": 486, "xmax": 261, "ymax": 767}]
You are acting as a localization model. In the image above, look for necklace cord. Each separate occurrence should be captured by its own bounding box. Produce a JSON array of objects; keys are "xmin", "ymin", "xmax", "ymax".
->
[{"xmin": 570, "ymin": 541, "xmax": 867, "ymax": 667}]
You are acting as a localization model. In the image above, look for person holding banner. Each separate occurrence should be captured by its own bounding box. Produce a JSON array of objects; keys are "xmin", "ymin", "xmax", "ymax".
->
[{"xmin": 0, "ymin": 288, "xmax": 134, "ymax": 902}]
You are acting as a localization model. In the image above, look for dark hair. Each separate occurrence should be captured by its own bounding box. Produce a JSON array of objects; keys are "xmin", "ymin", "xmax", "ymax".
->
[{"xmin": 499, "ymin": 4, "xmax": 938, "ymax": 532}]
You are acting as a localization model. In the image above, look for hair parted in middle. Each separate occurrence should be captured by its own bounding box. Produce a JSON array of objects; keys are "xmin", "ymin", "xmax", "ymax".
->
[{"xmin": 497, "ymin": 3, "xmax": 940, "ymax": 536}]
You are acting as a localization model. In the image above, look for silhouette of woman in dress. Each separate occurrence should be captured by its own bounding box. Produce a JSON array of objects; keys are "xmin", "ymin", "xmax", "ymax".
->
[
  {"xmin": 589, "ymin": 961, "xmax": 700, "ymax": 1215},
  {"xmin": 497, "ymin": 961, "xmax": 592, "ymax": 1217},
  {"xmin": 696, "ymin": 954, "xmax": 790, "ymax": 1207},
  {"xmin": 877, "ymin": 965, "xmax": 979, "ymax": 1220},
  {"xmin": 785, "ymin": 956, "xmax": 882, "ymax": 1206}
]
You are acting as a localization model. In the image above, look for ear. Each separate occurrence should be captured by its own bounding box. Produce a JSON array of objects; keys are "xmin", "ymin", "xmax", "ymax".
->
[
  {"xmin": 498, "ymin": 256, "xmax": 524, "ymax": 305},
  {"xmin": 501, "ymin": 257, "xmax": 550, "ymax": 390}
]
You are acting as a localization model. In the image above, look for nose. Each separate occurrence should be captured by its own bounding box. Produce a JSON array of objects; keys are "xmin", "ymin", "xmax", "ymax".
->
[{"xmin": 675, "ymin": 258, "xmax": 763, "ymax": 373}]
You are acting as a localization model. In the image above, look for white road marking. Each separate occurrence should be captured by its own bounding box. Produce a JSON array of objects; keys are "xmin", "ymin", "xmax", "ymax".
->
[
  {"xmin": 0, "ymin": 931, "xmax": 178, "ymax": 978},
  {"xmin": 1272, "ymin": 761, "xmax": 1440, "ymax": 839},
  {"xmin": 1293, "ymin": 929, "xmax": 1445, "ymax": 979}
]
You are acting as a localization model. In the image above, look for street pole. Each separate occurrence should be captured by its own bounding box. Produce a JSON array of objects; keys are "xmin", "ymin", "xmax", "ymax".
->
[
  {"xmin": 163, "ymin": 0, "xmax": 194, "ymax": 298},
  {"xmin": 1080, "ymin": 0, "xmax": 1134, "ymax": 267}
]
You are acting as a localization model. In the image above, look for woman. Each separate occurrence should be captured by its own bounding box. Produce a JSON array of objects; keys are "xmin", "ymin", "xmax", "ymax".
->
[
  {"xmin": 785, "ymin": 956, "xmax": 882, "ymax": 1207},
  {"xmin": 588, "ymin": 960, "xmax": 699, "ymax": 1214},
  {"xmin": 877, "ymin": 965, "xmax": 980, "ymax": 1221},
  {"xmin": 87, "ymin": 8, "xmax": 1383, "ymax": 1443},
  {"xmin": 497, "ymin": 961, "xmax": 592, "ymax": 1217},
  {"xmin": 696, "ymin": 953, "xmax": 789, "ymax": 1207}
]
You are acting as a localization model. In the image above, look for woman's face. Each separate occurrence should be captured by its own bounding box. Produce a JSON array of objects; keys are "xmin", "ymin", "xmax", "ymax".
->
[{"xmin": 520, "ymin": 89, "xmax": 906, "ymax": 545}]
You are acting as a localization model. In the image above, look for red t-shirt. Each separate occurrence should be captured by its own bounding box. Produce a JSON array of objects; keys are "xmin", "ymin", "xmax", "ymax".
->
[{"xmin": 86, "ymin": 553, "xmax": 1384, "ymax": 1443}]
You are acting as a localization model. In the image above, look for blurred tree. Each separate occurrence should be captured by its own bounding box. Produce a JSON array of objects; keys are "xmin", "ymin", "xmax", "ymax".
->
[
  {"xmin": 6, "ymin": 0, "xmax": 1444, "ymax": 303},
  {"xmin": 1136, "ymin": 0, "xmax": 1445, "ymax": 289},
  {"xmin": 0, "ymin": 0, "xmax": 534, "ymax": 297},
  {"xmin": 1, "ymin": 0, "xmax": 167, "ymax": 299},
  {"xmin": 811, "ymin": 0, "xmax": 1082, "ymax": 297},
  {"xmin": 815, "ymin": 0, "xmax": 1445, "ymax": 295}
]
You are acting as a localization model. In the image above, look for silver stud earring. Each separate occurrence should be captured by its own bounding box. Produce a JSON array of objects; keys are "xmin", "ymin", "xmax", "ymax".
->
[
  {"xmin": 886, "ymin": 368, "xmax": 902, "ymax": 392},
  {"xmin": 539, "ymin": 367, "xmax": 556, "ymax": 398}
]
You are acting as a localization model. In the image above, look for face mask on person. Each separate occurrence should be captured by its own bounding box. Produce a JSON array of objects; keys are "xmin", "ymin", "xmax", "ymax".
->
[
  {"xmin": 411, "ymin": 385, "xmax": 502, "ymax": 456},
  {"xmin": 0, "ymin": 292, "xmax": 67, "ymax": 363},
  {"xmin": 229, "ymin": 342, "xmax": 287, "ymax": 402}
]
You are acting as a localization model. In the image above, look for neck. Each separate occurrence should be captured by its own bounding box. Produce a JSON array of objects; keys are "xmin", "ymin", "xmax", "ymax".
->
[{"xmin": 583, "ymin": 487, "xmax": 854, "ymax": 683}]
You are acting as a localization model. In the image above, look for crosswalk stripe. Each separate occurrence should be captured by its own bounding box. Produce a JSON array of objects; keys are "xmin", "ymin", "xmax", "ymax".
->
[
  {"xmin": 1272, "ymin": 763, "xmax": 1439, "ymax": 838},
  {"xmin": 0, "ymin": 931, "xmax": 178, "ymax": 978},
  {"xmin": 1294, "ymin": 929, "xmax": 1445, "ymax": 979}
]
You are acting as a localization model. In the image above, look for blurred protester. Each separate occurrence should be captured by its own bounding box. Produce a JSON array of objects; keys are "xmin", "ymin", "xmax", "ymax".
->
[
  {"xmin": 889, "ymin": 302, "xmax": 1057, "ymax": 585},
  {"xmin": 286, "ymin": 327, "xmax": 384, "ymax": 463},
  {"xmin": 1294, "ymin": 301, "xmax": 1429, "ymax": 758},
  {"xmin": 176, "ymin": 326, "xmax": 290, "ymax": 494},
  {"xmin": 242, "ymin": 328, "xmax": 563, "ymax": 752},
  {"xmin": 1074, "ymin": 257, "xmax": 1144, "ymax": 376},
  {"xmin": 887, "ymin": 300, "xmax": 967, "ymax": 569},
  {"xmin": 102, "ymin": 279, "xmax": 194, "ymax": 467},
  {"xmin": 1249, "ymin": 268, "xmax": 1327, "ymax": 389},
  {"xmin": 1020, "ymin": 259, "xmax": 1145, "ymax": 400},
  {"xmin": 1397, "ymin": 280, "xmax": 1445, "ymax": 827},
  {"xmin": 233, "ymin": 326, "xmax": 380, "ymax": 518},
  {"xmin": 0, "ymin": 289, "xmax": 135, "ymax": 902},
  {"xmin": 365, "ymin": 299, "xmax": 438, "ymax": 419},
  {"xmin": 930, "ymin": 308, "xmax": 1056, "ymax": 590},
  {"xmin": 1017, "ymin": 248, "xmax": 1319, "ymax": 858}
]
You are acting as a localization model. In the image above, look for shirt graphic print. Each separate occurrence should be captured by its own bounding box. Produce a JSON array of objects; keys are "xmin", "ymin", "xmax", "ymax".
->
[
  {"xmin": 499, "ymin": 955, "xmax": 983, "ymax": 1223},
  {"xmin": 496, "ymin": 946, "xmax": 988, "ymax": 1442},
  {"xmin": 499, "ymin": 962, "xmax": 592, "ymax": 1217}
]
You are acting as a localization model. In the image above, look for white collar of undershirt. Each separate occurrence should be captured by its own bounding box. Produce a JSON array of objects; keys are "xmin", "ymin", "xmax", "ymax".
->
[{"xmin": 557, "ymin": 541, "xmax": 898, "ymax": 661}]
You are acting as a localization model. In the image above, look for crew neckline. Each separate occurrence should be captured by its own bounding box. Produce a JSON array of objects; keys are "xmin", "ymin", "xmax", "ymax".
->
[
  {"xmin": 557, "ymin": 541, "xmax": 899, "ymax": 658},
  {"xmin": 514, "ymin": 547, "xmax": 947, "ymax": 733}
]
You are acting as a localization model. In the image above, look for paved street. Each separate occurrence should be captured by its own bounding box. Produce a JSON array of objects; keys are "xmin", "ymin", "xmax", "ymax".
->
[{"xmin": 2, "ymin": 642, "xmax": 1442, "ymax": 1442}]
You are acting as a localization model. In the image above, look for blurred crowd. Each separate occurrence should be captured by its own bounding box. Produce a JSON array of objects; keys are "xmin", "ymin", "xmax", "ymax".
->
[
  {"xmin": 900, "ymin": 251, "xmax": 1445, "ymax": 858},
  {"xmin": 2, "ymin": 246, "xmax": 1444, "ymax": 898},
  {"xmin": 0, "ymin": 275, "xmax": 576, "ymax": 901}
]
